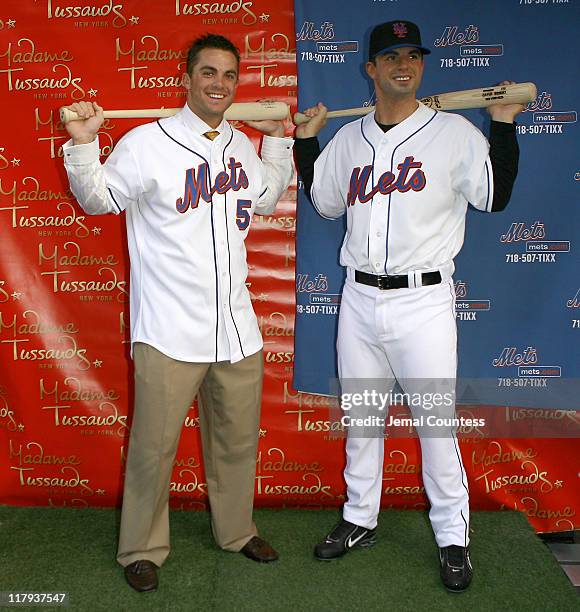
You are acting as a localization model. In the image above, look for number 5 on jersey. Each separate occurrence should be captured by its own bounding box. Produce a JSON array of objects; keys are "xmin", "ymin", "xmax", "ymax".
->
[{"xmin": 236, "ymin": 199, "xmax": 252, "ymax": 230}]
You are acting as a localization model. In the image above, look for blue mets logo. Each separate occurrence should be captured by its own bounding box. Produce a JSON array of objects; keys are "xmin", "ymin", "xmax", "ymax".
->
[
  {"xmin": 493, "ymin": 347, "xmax": 537, "ymax": 368},
  {"xmin": 346, "ymin": 156, "xmax": 426, "ymax": 206},
  {"xmin": 567, "ymin": 289, "xmax": 580, "ymax": 309},
  {"xmin": 176, "ymin": 157, "xmax": 248, "ymax": 213},
  {"xmin": 434, "ymin": 25, "xmax": 479, "ymax": 47}
]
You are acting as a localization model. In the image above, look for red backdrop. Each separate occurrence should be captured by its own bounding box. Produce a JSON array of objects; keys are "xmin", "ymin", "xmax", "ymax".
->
[{"xmin": 0, "ymin": 0, "xmax": 577, "ymax": 533}]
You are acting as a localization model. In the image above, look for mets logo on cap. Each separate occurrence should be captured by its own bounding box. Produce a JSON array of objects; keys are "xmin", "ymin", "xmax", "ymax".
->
[
  {"xmin": 393, "ymin": 22, "xmax": 408, "ymax": 38},
  {"xmin": 368, "ymin": 20, "xmax": 431, "ymax": 60}
]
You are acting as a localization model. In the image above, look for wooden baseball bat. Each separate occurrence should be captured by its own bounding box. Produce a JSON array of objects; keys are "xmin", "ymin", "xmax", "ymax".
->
[
  {"xmin": 293, "ymin": 82, "xmax": 537, "ymax": 125},
  {"xmin": 59, "ymin": 101, "xmax": 290, "ymax": 124}
]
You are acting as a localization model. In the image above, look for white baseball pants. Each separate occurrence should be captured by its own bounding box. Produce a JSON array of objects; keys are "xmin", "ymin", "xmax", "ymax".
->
[{"xmin": 338, "ymin": 276, "xmax": 470, "ymax": 548}]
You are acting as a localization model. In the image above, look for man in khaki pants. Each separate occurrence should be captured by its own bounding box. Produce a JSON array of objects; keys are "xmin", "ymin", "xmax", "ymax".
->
[{"xmin": 61, "ymin": 34, "xmax": 294, "ymax": 592}]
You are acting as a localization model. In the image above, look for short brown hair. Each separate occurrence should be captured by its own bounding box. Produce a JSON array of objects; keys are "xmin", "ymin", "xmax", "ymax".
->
[{"xmin": 186, "ymin": 34, "xmax": 240, "ymax": 74}]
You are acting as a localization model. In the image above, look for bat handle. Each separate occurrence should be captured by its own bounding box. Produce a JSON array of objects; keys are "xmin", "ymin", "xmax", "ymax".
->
[
  {"xmin": 293, "ymin": 111, "xmax": 310, "ymax": 126},
  {"xmin": 59, "ymin": 107, "xmax": 81, "ymax": 124}
]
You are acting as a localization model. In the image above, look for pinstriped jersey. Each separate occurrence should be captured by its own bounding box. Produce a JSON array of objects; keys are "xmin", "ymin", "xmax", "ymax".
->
[
  {"xmin": 63, "ymin": 104, "xmax": 293, "ymax": 363},
  {"xmin": 310, "ymin": 102, "xmax": 493, "ymax": 276}
]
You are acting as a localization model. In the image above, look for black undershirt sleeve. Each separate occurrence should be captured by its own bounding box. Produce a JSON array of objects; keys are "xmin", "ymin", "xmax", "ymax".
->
[
  {"xmin": 488, "ymin": 120, "xmax": 519, "ymax": 212},
  {"xmin": 294, "ymin": 137, "xmax": 320, "ymax": 204},
  {"xmin": 293, "ymin": 120, "xmax": 520, "ymax": 212}
]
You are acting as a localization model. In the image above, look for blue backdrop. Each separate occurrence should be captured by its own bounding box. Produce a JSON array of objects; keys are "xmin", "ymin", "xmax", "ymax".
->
[{"xmin": 293, "ymin": 0, "xmax": 580, "ymax": 409}]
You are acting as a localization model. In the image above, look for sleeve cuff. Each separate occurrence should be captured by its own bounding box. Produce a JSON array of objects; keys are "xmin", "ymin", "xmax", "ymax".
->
[
  {"xmin": 294, "ymin": 136, "xmax": 321, "ymax": 157},
  {"xmin": 62, "ymin": 137, "xmax": 100, "ymax": 165},
  {"xmin": 261, "ymin": 135, "xmax": 294, "ymax": 158},
  {"xmin": 490, "ymin": 120, "xmax": 517, "ymax": 136}
]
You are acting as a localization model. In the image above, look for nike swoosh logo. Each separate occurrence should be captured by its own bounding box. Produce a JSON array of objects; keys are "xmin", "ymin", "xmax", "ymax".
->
[{"xmin": 347, "ymin": 531, "xmax": 368, "ymax": 548}]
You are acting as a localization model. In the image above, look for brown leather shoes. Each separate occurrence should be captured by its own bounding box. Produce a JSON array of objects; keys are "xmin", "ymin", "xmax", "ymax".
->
[
  {"xmin": 241, "ymin": 536, "xmax": 279, "ymax": 563},
  {"xmin": 124, "ymin": 560, "xmax": 158, "ymax": 592}
]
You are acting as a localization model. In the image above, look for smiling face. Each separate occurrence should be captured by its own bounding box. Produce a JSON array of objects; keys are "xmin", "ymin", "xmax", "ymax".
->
[
  {"xmin": 184, "ymin": 47, "xmax": 239, "ymax": 128},
  {"xmin": 366, "ymin": 46, "xmax": 424, "ymax": 103}
]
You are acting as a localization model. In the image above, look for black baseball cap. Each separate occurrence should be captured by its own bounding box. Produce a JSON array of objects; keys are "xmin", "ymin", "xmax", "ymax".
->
[{"xmin": 368, "ymin": 20, "xmax": 431, "ymax": 61}]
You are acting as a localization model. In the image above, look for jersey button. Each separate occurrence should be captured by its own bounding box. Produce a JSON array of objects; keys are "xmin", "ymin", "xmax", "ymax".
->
[{"xmin": 375, "ymin": 262, "xmax": 381, "ymax": 269}]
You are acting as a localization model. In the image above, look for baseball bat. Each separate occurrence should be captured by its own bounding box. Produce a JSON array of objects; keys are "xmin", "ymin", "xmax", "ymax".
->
[
  {"xmin": 293, "ymin": 82, "xmax": 537, "ymax": 125},
  {"xmin": 59, "ymin": 101, "xmax": 289, "ymax": 124}
]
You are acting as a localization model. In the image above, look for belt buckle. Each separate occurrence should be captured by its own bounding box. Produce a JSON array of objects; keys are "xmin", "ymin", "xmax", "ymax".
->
[{"xmin": 377, "ymin": 275, "xmax": 391, "ymax": 290}]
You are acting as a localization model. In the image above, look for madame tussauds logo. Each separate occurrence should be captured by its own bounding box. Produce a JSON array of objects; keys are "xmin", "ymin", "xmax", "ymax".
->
[
  {"xmin": 244, "ymin": 30, "xmax": 297, "ymax": 88},
  {"xmin": 0, "ymin": 200, "xmax": 90, "ymax": 238},
  {"xmin": 0, "ymin": 176, "xmax": 72, "ymax": 204},
  {"xmin": 257, "ymin": 447, "xmax": 323, "ymax": 473},
  {"xmin": 383, "ymin": 449, "xmax": 420, "ymax": 475},
  {"xmin": 255, "ymin": 472, "xmax": 334, "ymax": 498},
  {"xmin": 258, "ymin": 312, "xmax": 294, "ymax": 337},
  {"xmin": 472, "ymin": 441, "xmax": 537, "ymax": 468},
  {"xmin": 383, "ymin": 482, "xmax": 425, "ymax": 496},
  {"xmin": 41, "ymin": 401, "xmax": 128, "ymax": 436},
  {"xmin": 283, "ymin": 384, "xmax": 343, "ymax": 434},
  {"xmin": 174, "ymin": 0, "xmax": 258, "ymax": 26},
  {"xmin": 0, "ymin": 38, "xmax": 85, "ymax": 98},
  {"xmin": 0, "ymin": 176, "xmax": 90, "ymax": 237},
  {"xmin": 474, "ymin": 460, "xmax": 554, "ymax": 494},
  {"xmin": 116, "ymin": 36, "xmax": 187, "ymax": 63},
  {"xmin": 115, "ymin": 36, "xmax": 187, "ymax": 90},
  {"xmin": 10, "ymin": 464, "xmax": 94, "ymax": 494},
  {"xmin": 9, "ymin": 440, "xmax": 81, "ymax": 467},
  {"xmin": 38, "ymin": 242, "xmax": 128, "ymax": 302},
  {"xmin": 169, "ymin": 469, "xmax": 207, "ymax": 495},
  {"xmin": 521, "ymin": 496, "xmax": 575, "ymax": 521},
  {"xmin": 40, "ymin": 377, "xmax": 120, "ymax": 404},
  {"xmin": 0, "ymin": 310, "xmax": 91, "ymax": 370},
  {"xmin": 46, "ymin": 0, "xmax": 128, "ymax": 28}
]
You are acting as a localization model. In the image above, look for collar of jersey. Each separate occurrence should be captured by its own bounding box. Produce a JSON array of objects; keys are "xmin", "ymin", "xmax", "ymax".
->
[
  {"xmin": 364, "ymin": 101, "xmax": 435, "ymax": 142},
  {"xmin": 178, "ymin": 103, "xmax": 228, "ymax": 139}
]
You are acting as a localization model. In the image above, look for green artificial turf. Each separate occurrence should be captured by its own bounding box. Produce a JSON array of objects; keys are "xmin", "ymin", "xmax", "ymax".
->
[{"xmin": 0, "ymin": 507, "xmax": 577, "ymax": 611}]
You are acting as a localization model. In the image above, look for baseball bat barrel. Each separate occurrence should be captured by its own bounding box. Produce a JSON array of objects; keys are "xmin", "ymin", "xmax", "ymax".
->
[
  {"xmin": 419, "ymin": 82, "xmax": 537, "ymax": 111},
  {"xmin": 293, "ymin": 82, "xmax": 537, "ymax": 125},
  {"xmin": 59, "ymin": 101, "xmax": 290, "ymax": 124}
]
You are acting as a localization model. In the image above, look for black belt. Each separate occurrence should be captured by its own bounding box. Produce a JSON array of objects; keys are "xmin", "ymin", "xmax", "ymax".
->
[{"xmin": 354, "ymin": 270, "xmax": 442, "ymax": 290}]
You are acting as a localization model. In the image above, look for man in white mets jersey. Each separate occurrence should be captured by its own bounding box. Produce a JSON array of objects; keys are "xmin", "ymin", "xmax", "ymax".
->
[
  {"xmin": 294, "ymin": 20, "xmax": 523, "ymax": 591},
  {"xmin": 62, "ymin": 34, "xmax": 293, "ymax": 592}
]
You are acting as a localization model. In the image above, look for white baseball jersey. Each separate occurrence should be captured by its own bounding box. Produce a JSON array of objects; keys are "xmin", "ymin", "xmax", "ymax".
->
[
  {"xmin": 311, "ymin": 102, "xmax": 493, "ymax": 277},
  {"xmin": 63, "ymin": 104, "xmax": 293, "ymax": 363}
]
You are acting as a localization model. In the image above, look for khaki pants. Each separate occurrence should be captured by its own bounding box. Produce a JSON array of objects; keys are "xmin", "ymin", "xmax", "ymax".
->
[{"xmin": 117, "ymin": 343, "xmax": 263, "ymax": 568}]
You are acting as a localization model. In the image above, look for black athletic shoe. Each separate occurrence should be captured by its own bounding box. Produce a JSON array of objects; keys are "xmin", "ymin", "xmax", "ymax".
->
[
  {"xmin": 439, "ymin": 545, "xmax": 473, "ymax": 592},
  {"xmin": 314, "ymin": 519, "xmax": 377, "ymax": 560}
]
